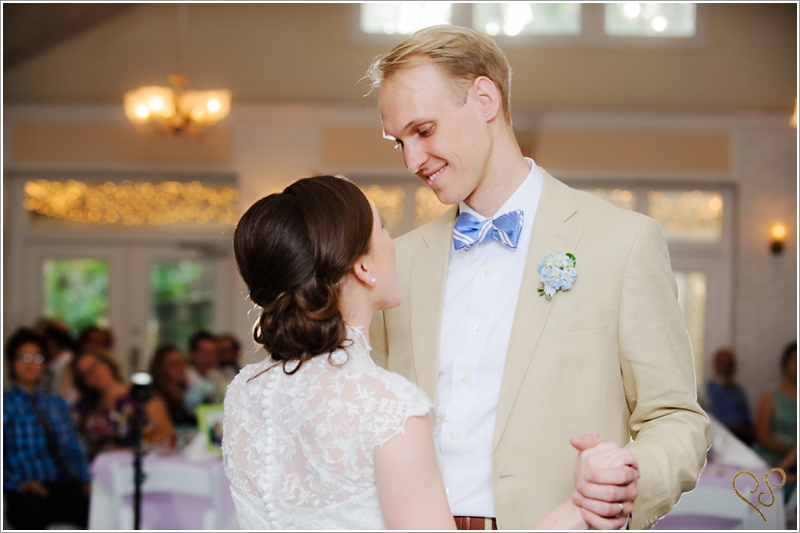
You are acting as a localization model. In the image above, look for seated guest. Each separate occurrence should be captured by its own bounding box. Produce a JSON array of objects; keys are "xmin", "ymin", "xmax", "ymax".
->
[
  {"xmin": 149, "ymin": 344, "xmax": 197, "ymax": 429},
  {"xmin": 40, "ymin": 321, "xmax": 79, "ymax": 404},
  {"xmin": 76, "ymin": 325, "xmax": 115, "ymax": 356},
  {"xmin": 185, "ymin": 331, "xmax": 227, "ymax": 408},
  {"xmin": 3, "ymin": 328, "xmax": 91, "ymax": 530},
  {"xmin": 754, "ymin": 341, "xmax": 797, "ymax": 502},
  {"xmin": 706, "ymin": 347, "xmax": 756, "ymax": 445},
  {"xmin": 216, "ymin": 333, "xmax": 242, "ymax": 382},
  {"xmin": 71, "ymin": 348, "xmax": 173, "ymax": 459},
  {"xmin": 754, "ymin": 342, "xmax": 798, "ymax": 464}
]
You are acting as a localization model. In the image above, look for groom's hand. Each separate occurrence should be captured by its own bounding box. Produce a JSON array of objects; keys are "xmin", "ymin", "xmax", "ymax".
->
[{"xmin": 570, "ymin": 432, "xmax": 639, "ymax": 529}]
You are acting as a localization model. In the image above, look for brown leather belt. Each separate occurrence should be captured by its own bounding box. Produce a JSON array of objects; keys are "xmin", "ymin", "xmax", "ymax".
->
[{"xmin": 454, "ymin": 516, "xmax": 498, "ymax": 530}]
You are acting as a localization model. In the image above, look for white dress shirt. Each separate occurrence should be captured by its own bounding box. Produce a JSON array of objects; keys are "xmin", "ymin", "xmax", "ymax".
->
[{"xmin": 437, "ymin": 157, "xmax": 543, "ymax": 516}]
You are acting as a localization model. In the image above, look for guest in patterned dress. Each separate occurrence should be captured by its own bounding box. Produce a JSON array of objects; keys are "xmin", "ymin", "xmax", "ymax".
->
[{"xmin": 71, "ymin": 347, "xmax": 174, "ymax": 459}]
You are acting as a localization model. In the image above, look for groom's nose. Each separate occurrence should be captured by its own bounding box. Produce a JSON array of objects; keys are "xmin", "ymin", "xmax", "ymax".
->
[{"xmin": 402, "ymin": 142, "xmax": 427, "ymax": 176}]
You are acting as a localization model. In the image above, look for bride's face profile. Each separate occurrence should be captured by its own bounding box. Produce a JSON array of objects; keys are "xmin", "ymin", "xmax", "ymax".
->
[{"xmin": 365, "ymin": 201, "xmax": 404, "ymax": 311}]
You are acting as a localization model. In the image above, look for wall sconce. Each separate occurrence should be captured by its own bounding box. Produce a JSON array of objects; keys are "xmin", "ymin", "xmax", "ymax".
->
[{"xmin": 770, "ymin": 222, "xmax": 787, "ymax": 255}]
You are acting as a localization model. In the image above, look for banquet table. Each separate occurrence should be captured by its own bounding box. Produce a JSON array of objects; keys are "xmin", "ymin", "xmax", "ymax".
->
[
  {"xmin": 653, "ymin": 416, "xmax": 787, "ymax": 530},
  {"xmin": 88, "ymin": 449, "xmax": 238, "ymax": 530}
]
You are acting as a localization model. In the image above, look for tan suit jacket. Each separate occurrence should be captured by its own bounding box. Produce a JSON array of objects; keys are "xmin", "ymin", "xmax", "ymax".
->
[{"xmin": 370, "ymin": 170, "xmax": 711, "ymax": 530}]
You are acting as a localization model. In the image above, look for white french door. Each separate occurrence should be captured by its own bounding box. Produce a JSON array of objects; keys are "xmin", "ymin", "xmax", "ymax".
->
[{"xmin": 21, "ymin": 240, "xmax": 234, "ymax": 379}]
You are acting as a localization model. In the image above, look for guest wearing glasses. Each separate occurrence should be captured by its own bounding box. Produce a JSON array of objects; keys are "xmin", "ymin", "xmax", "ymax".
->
[{"xmin": 3, "ymin": 328, "xmax": 91, "ymax": 530}]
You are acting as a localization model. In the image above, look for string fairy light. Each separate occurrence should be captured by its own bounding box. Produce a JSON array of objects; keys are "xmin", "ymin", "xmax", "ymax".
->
[{"xmin": 23, "ymin": 179, "xmax": 238, "ymax": 227}]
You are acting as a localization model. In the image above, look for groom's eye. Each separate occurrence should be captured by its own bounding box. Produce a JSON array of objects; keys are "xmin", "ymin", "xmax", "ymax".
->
[{"xmin": 417, "ymin": 123, "xmax": 434, "ymax": 137}]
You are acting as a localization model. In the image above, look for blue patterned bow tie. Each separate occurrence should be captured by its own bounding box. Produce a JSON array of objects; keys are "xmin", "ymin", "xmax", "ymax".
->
[{"xmin": 453, "ymin": 209, "xmax": 524, "ymax": 251}]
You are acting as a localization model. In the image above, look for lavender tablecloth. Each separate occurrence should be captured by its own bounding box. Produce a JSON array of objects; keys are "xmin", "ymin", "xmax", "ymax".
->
[{"xmin": 88, "ymin": 449, "xmax": 237, "ymax": 530}]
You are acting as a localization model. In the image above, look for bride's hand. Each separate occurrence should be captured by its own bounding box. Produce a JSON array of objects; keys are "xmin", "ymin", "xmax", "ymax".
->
[{"xmin": 569, "ymin": 431, "xmax": 639, "ymax": 529}]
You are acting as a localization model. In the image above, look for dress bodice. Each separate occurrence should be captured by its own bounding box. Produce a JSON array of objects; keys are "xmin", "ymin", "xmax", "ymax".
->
[{"xmin": 222, "ymin": 327, "xmax": 434, "ymax": 530}]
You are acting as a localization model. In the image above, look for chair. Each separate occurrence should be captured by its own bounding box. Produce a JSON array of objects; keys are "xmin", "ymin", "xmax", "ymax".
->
[{"xmin": 108, "ymin": 459, "xmax": 223, "ymax": 530}]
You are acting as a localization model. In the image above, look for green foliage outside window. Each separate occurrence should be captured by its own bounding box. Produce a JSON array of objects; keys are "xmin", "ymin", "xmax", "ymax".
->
[
  {"xmin": 151, "ymin": 261, "xmax": 215, "ymax": 353},
  {"xmin": 43, "ymin": 259, "xmax": 109, "ymax": 335}
]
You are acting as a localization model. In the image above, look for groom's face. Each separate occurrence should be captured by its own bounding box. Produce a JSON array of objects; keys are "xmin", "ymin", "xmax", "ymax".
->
[{"xmin": 378, "ymin": 62, "xmax": 492, "ymax": 206}]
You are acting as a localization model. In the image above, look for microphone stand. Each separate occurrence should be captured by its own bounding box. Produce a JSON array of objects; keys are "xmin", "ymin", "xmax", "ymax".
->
[{"xmin": 130, "ymin": 372, "xmax": 152, "ymax": 530}]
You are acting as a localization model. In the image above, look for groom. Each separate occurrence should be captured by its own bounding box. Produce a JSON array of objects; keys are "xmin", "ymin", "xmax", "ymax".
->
[{"xmin": 367, "ymin": 25, "xmax": 710, "ymax": 530}]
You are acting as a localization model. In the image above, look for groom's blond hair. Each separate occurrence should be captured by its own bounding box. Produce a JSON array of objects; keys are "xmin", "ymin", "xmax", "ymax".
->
[{"xmin": 366, "ymin": 25, "xmax": 513, "ymax": 124}]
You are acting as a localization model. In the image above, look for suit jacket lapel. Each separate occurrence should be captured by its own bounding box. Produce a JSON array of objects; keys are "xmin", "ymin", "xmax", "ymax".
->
[
  {"xmin": 493, "ymin": 171, "xmax": 583, "ymax": 451},
  {"xmin": 409, "ymin": 205, "xmax": 458, "ymax": 405}
]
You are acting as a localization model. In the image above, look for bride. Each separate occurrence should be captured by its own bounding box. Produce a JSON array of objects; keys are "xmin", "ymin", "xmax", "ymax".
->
[{"xmin": 223, "ymin": 175, "xmax": 636, "ymax": 530}]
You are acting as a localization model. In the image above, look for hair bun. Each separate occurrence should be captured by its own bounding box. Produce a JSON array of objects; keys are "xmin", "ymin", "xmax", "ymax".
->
[{"xmin": 233, "ymin": 176, "xmax": 374, "ymax": 374}]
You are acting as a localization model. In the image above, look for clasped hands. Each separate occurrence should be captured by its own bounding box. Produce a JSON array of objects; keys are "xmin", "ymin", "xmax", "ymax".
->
[{"xmin": 570, "ymin": 430, "xmax": 639, "ymax": 529}]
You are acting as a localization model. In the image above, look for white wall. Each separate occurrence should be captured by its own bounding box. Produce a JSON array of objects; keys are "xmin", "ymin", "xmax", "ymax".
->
[{"xmin": 731, "ymin": 127, "xmax": 797, "ymax": 408}]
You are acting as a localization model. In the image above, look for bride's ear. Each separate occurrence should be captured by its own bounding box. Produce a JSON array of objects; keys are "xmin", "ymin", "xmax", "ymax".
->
[{"xmin": 351, "ymin": 256, "xmax": 376, "ymax": 287}]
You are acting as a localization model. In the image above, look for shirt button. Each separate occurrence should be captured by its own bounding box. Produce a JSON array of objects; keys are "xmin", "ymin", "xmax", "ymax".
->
[
  {"xmin": 445, "ymin": 488, "xmax": 450, "ymax": 494},
  {"xmin": 483, "ymin": 268, "xmax": 491, "ymax": 277},
  {"xmin": 449, "ymin": 431, "xmax": 458, "ymax": 440},
  {"xmin": 475, "ymin": 325, "xmax": 483, "ymax": 333},
  {"xmin": 461, "ymin": 376, "xmax": 469, "ymax": 385}
]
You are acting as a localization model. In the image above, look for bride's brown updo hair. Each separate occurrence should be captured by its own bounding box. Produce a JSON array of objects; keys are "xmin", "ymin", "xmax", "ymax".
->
[{"xmin": 233, "ymin": 175, "xmax": 373, "ymax": 373}]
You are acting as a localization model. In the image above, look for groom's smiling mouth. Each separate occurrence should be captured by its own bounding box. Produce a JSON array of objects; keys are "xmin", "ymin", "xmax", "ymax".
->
[{"xmin": 424, "ymin": 164, "xmax": 447, "ymax": 184}]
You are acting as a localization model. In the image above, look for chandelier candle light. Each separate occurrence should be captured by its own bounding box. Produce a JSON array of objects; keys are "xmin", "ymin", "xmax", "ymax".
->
[{"xmin": 124, "ymin": 5, "xmax": 230, "ymax": 134}]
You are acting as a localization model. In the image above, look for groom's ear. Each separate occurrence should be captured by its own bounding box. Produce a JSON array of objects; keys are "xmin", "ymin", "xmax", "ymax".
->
[{"xmin": 472, "ymin": 76, "xmax": 501, "ymax": 122}]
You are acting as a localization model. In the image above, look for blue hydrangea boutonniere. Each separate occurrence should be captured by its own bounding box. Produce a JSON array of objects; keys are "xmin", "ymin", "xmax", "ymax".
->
[{"xmin": 537, "ymin": 252, "xmax": 577, "ymax": 302}]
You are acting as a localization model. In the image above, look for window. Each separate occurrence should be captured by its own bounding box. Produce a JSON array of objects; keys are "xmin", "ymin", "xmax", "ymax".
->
[
  {"xmin": 355, "ymin": 180, "xmax": 450, "ymax": 238},
  {"xmin": 605, "ymin": 3, "xmax": 696, "ymax": 37},
  {"xmin": 414, "ymin": 186, "xmax": 450, "ymax": 228},
  {"xmin": 572, "ymin": 182, "xmax": 733, "ymax": 385},
  {"xmin": 359, "ymin": 3, "xmax": 702, "ymax": 48},
  {"xmin": 582, "ymin": 188, "xmax": 636, "ymax": 211},
  {"xmin": 149, "ymin": 260, "xmax": 216, "ymax": 354},
  {"xmin": 473, "ymin": 3, "xmax": 581, "ymax": 36},
  {"xmin": 647, "ymin": 190, "xmax": 723, "ymax": 244},
  {"xmin": 361, "ymin": 3, "xmax": 452, "ymax": 35},
  {"xmin": 674, "ymin": 270, "xmax": 707, "ymax": 382},
  {"xmin": 360, "ymin": 184, "xmax": 407, "ymax": 236},
  {"xmin": 43, "ymin": 258, "xmax": 109, "ymax": 333}
]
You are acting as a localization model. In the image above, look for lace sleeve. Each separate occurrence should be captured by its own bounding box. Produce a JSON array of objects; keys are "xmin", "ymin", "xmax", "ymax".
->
[
  {"xmin": 359, "ymin": 370, "xmax": 435, "ymax": 450},
  {"xmin": 222, "ymin": 369, "xmax": 260, "ymax": 498}
]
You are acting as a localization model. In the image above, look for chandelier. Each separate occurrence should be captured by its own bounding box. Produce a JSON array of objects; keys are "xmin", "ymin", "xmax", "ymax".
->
[
  {"xmin": 123, "ymin": 5, "xmax": 230, "ymax": 134},
  {"xmin": 124, "ymin": 75, "xmax": 230, "ymax": 134}
]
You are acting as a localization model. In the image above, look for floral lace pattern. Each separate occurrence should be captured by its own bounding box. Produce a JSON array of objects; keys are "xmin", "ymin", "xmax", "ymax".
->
[{"xmin": 222, "ymin": 327, "xmax": 434, "ymax": 529}]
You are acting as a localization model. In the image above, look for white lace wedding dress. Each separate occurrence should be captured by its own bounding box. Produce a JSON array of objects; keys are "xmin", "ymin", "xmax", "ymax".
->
[{"xmin": 222, "ymin": 327, "xmax": 434, "ymax": 530}]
